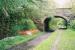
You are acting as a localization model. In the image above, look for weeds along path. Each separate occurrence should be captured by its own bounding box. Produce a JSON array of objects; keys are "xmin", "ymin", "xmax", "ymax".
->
[{"xmin": 51, "ymin": 30, "xmax": 63, "ymax": 50}]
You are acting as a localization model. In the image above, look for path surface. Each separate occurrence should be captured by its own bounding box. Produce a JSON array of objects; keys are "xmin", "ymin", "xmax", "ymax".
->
[
  {"xmin": 51, "ymin": 30, "xmax": 63, "ymax": 50},
  {"xmin": 7, "ymin": 33, "xmax": 50, "ymax": 50}
]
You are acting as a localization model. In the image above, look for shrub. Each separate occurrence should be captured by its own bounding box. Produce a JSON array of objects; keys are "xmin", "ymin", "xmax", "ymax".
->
[
  {"xmin": 69, "ymin": 19, "xmax": 75, "ymax": 30},
  {"xmin": 49, "ymin": 17, "xmax": 65, "ymax": 30},
  {"xmin": 11, "ymin": 18, "xmax": 36, "ymax": 35}
]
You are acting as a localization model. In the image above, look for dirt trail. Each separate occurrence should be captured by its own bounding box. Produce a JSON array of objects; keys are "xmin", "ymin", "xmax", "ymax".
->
[
  {"xmin": 51, "ymin": 30, "xmax": 63, "ymax": 50},
  {"xmin": 7, "ymin": 33, "xmax": 50, "ymax": 50}
]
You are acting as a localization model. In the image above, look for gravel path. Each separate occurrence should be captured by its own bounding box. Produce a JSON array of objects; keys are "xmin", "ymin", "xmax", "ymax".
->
[
  {"xmin": 7, "ymin": 33, "xmax": 50, "ymax": 50},
  {"xmin": 51, "ymin": 30, "xmax": 63, "ymax": 50}
]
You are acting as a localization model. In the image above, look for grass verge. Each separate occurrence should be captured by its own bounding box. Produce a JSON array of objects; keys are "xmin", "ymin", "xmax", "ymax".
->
[
  {"xmin": 0, "ymin": 32, "xmax": 43, "ymax": 50},
  {"xmin": 58, "ymin": 29, "xmax": 75, "ymax": 50},
  {"xmin": 33, "ymin": 31, "xmax": 58, "ymax": 50},
  {"xmin": 33, "ymin": 29, "xmax": 75, "ymax": 50}
]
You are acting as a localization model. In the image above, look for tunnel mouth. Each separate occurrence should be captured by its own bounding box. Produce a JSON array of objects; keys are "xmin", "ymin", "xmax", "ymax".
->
[
  {"xmin": 54, "ymin": 16, "xmax": 68, "ymax": 29},
  {"xmin": 44, "ymin": 17, "xmax": 55, "ymax": 32},
  {"xmin": 44, "ymin": 16, "xmax": 67, "ymax": 32}
]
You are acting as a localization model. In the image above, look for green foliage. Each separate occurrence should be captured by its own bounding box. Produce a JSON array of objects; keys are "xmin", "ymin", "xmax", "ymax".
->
[
  {"xmin": 11, "ymin": 18, "xmax": 36, "ymax": 35},
  {"xmin": 0, "ymin": 12, "xmax": 36, "ymax": 38},
  {"xmin": 58, "ymin": 29, "xmax": 75, "ymax": 50},
  {"xmin": 49, "ymin": 17, "xmax": 62, "ymax": 30},
  {"xmin": 69, "ymin": 19, "xmax": 75, "ymax": 30},
  {"xmin": 0, "ymin": 32, "xmax": 43, "ymax": 50},
  {"xmin": 0, "ymin": 0, "xmax": 52, "ymax": 18},
  {"xmin": 57, "ymin": 18, "xmax": 66, "ymax": 28},
  {"xmin": 18, "ymin": 18, "xmax": 36, "ymax": 30},
  {"xmin": 49, "ymin": 17, "xmax": 58, "ymax": 30},
  {"xmin": 49, "ymin": 17, "xmax": 66, "ymax": 30},
  {"xmin": 0, "ymin": 0, "xmax": 59, "ymax": 39}
]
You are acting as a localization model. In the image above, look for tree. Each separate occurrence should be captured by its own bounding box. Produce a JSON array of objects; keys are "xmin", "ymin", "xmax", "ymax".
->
[{"xmin": 0, "ymin": 0, "xmax": 55, "ymax": 39}]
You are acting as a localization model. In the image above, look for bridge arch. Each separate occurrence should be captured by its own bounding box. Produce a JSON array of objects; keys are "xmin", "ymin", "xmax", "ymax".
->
[
  {"xmin": 44, "ymin": 16, "xmax": 68, "ymax": 32},
  {"xmin": 54, "ymin": 16, "xmax": 68, "ymax": 29}
]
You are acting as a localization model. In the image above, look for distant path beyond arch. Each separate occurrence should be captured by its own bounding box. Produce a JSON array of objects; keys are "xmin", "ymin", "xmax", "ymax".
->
[{"xmin": 54, "ymin": 16, "xmax": 68, "ymax": 29}]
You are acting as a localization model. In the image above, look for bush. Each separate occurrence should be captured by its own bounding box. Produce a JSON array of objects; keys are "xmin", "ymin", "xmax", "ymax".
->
[
  {"xmin": 49, "ymin": 18, "xmax": 58, "ymax": 30},
  {"xmin": 11, "ymin": 18, "xmax": 36, "ymax": 35},
  {"xmin": 49, "ymin": 17, "xmax": 65, "ymax": 30},
  {"xmin": 69, "ymin": 19, "xmax": 75, "ymax": 30},
  {"xmin": 18, "ymin": 17, "xmax": 36, "ymax": 30}
]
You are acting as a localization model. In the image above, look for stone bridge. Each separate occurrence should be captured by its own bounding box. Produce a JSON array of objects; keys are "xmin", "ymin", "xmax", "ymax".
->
[{"xmin": 34, "ymin": 8, "xmax": 74, "ymax": 31}]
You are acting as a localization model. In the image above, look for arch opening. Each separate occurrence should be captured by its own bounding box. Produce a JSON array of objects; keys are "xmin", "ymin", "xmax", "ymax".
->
[
  {"xmin": 54, "ymin": 16, "xmax": 68, "ymax": 29},
  {"xmin": 44, "ymin": 16, "xmax": 68, "ymax": 32},
  {"xmin": 44, "ymin": 17, "xmax": 54, "ymax": 32}
]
